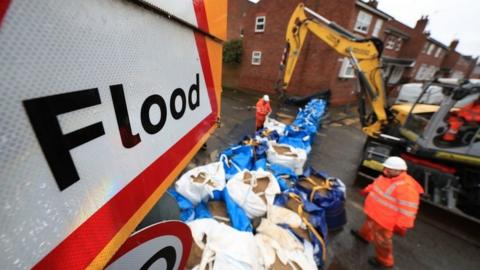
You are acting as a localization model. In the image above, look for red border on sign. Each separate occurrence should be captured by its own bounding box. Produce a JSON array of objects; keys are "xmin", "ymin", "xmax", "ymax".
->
[
  {"xmin": 33, "ymin": 5, "xmax": 217, "ymax": 270},
  {"xmin": 0, "ymin": 0, "xmax": 11, "ymax": 27},
  {"xmin": 193, "ymin": 0, "xmax": 209, "ymax": 33},
  {"xmin": 106, "ymin": 221, "xmax": 193, "ymax": 269}
]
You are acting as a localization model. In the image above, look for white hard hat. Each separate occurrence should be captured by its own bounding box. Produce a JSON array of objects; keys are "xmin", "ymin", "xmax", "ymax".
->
[
  {"xmin": 382, "ymin": 156, "xmax": 407, "ymax": 170},
  {"xmin": 263, "ymin": 95, "xmax": 270, "ymax": 102}
]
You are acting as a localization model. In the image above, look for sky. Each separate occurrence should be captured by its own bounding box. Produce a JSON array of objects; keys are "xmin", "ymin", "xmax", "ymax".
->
[{"xmin": 377, "ymin": 0, "xmax": 480, "ymax": 57}]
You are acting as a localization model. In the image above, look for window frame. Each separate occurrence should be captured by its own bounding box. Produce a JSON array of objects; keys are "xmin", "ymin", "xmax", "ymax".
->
[
  {"xmin": 394, "ymin": 38, "xmax": 403, "ymax": 51},
  {"xmin": 415, "ymin": 64, "xmax": 428, "ymax": 80},
  {"xmin": 427, "ymin": 43, "xmax": 435, "ymax": 55},
  {"xmin": 339, "ymin": 57, "xmax": 356, "ymax": 78},
  {"xmin": 354, "ymin": 10, "xmax": 373, "ymax": 34},
  {"xmin": 422, "ymin": 42, "xmax": 429, "ymax": 54},
  {"xmin": 255, "ymin": 16, "xmax": 266, "ymax": 33},
  {"xmin": 372, "ymin": 19, "xmax": 383, "ymax": 37},
  {"xmin": 251, "ymin": 51, "xmax": 262, "ymax": 65},
  {"xmin": 385, "ymin": 35, "xmax": 396, "ymax": 50},
  {"xmin": 434, "ymin": 47, "xmax": 442, "ymax": 58},
  {"xmin": 388, "ymin": 66, "xmax": 405, "ymax": 84}
]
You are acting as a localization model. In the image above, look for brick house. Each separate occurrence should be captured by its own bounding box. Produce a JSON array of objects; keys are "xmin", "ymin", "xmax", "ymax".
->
[
  {"xmin": 230, "ymin": 0, "xmax": 394, "ymax": 105},
  {"xmin": 469, "ymin": 63, "xmax": 480, "ymax": 79},
  {"xmin": 226, "ymin": 0, "xmax": 477, "ymax": 105},
  {"xmin": 383, "ymin": 16, "xmax": 450, "ymax": 84},
  {"xmin": 440, "ymin": 40, "xmax": 478, "ymax": 79}
]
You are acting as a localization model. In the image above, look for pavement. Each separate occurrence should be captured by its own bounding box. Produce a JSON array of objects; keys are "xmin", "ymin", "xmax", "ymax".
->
[{"xmin": 187, "ymin": 87, "xmax": 480, "ymax": 270}]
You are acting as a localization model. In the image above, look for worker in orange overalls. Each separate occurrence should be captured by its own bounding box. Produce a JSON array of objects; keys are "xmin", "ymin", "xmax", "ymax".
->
[
  {"xmin": 256, "ymin": 95, "xmax": 272, "ymax": 131},
  {"xmin": 351, "ymin": 156, "xmax": 424, "ymax": 268},
  {"xmin": 443, "ymin": 97, "xmax": 480, "ymax": 142}
]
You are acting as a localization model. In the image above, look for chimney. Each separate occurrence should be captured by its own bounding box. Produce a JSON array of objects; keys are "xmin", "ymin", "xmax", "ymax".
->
[
  {"xmin": 367, "ymin": 0, "xmax": 379, "ymax": 8},
  {"xmin": 449, "ymin": 39, "xmax": 459, "ymax": 51},
  {"xmin": 415, "ymin": 15, "xmax": 429, "ymax": 32}
]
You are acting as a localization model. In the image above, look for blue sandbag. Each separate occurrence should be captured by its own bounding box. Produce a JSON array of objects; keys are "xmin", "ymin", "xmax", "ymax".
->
[
  {"xmin": 220, "ymin": 145, "xmax": 255, "ymax": 179},
  {"xmin": 268, "ymin": 163, "xmax": 298, "ymax": 191},
  {"xmin": 240, "ymin": 136, "xmax": 269, "ymax": 158},
  {"xmin": 254, "ymin": 158, "xmax": 267, "ymax": 171},
  {"xmin": 167, "ymin": 189, "xmax": 195, "ymax": 222},
  {"xmin": 273, "ymin": 190, "xmax": 328, "ymax": 239},
  {"xmin": 194, "ymin": 201, "xmax": 213, "ymax": 219},
  {"xmin": 210, "ymin": 188, "xmax": 253, "ymax": 232},
  {"xmin": 297, "ymin": 167, "xmax": 347, "ymax": 230}
]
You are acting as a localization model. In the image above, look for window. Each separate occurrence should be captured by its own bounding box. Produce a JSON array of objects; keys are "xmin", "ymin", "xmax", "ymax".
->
[
  {"xmin": 339, "ymin": 57, "xmax": 355, "ymax": 78},
  {"xmin": 372, "ymin": 19, "xmax": 383, "ymax": 37},
  {"xmin": 385, "ymin": 36, "xmax": 396, "ymax": 50},
  {"xmin": 426, "ymin": 66, "xmax": 437, "ymax": 80},
  {"xmin": 394, "ymin": 38, "xmax": 402, "ymax": 51},
  {"xmin": 422, "ymin": 42, "xmax": 429, "ymax": 53},
  {"xmin": 434, "ymin": 47, "xmax": 442, "ymax": 58},
  {"xmin": 388, "ymin": 66, "xmax": 404, "ymax": 84},
  {"xmin": 416, "ymin": 64, "xmax": 437, "ymax": 80},
  {"xmin": 251, "ymin": 51, "xmax": 262, "ymax": 65},
  {"xmin": 383, "ymin": 65, "xmax": 393, "ymax": 79},
  {"xmin": 354, "ymin": 11, "xmax": 372, "ymax": 34},
  {"xmin": 255, "ymin": 16, "xmax": 266, "ymax": 32},
  {"xmin": 426, "ymin": 43, "xmax": 435, "ymax": 55},
  {"xmin": 415, "ymin": 64, "xmax": 428, "ymax": 80},
  {"xmin": 451, "ymin": 71, "xmax": 465, "ymax": 79}
]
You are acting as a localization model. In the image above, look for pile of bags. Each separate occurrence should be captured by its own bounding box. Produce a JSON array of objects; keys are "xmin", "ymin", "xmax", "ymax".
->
[{"xmin": 170, "ymin": 99, "xmax": 346, "ymax": 270}]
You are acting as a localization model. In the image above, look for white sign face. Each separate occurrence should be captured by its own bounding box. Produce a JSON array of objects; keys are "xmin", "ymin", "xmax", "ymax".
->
[
  {"xmin": 140, "ymin": 0, "xmax": 198, "ymax": 29},
  {"xmin": 0, "ymin": 0, "xmax": 219, "ymax": 269}
]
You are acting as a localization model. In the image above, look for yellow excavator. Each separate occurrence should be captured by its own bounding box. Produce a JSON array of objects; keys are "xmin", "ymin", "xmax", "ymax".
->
[{"xmin": 277, "ymin": 3, "xmax": 480, "ymax": 220}]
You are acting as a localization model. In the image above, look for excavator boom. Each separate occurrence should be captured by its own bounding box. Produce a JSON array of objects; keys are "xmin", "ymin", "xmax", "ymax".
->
[{"xmin": 278, "ymin": 3, "xmax": 388, "ymax": 137}]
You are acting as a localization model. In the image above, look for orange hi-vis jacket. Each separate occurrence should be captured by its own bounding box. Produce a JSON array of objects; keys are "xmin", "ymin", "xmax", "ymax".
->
[
  {"xmin": 457, "ymin": 100, "xmax": 480, "ymax": 122},
  {"xmin": 443, "ymin": 100, "xmax": 480, "ymax": 141},
  {"xmin": 362, "ymin": 172, "xmax": 424, "ymax": 231},
  {"xmin": 256, "ymin": 99, "xmax": 272, "ymax": 128},
  {"xmin": 256, "ymin": 99, "xmax": 271, "ymax": 118}
]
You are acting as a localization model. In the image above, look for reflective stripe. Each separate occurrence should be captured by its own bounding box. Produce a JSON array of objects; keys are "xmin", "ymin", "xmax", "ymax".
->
[
  {"xmin": 385, "ymin": 181, "xmax": 405, "ymax": 195},
  {"xmin": 369, "ymin": 193, "xmax": 417, "ymax": 218},
  {"xmin": 373, "ymin": 185, "xmax": 419, "ymax": 209}
]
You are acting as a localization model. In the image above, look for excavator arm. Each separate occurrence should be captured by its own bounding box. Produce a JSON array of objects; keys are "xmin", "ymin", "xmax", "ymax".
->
[{"xmin": 277, "ymin": 3, "xmax": 388, "ymax": 137}]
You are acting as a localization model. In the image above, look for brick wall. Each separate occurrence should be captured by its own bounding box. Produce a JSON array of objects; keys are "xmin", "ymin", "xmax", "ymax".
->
[{"xmin": 227, "ymin": 0, "xmax": 251, "ymax": 40}]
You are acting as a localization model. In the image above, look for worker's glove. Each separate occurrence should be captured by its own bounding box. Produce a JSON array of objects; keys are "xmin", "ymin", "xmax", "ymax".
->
[
  {"xmin": 359, "ymin": 188, "xmax": 369, "ymax": 197},
  {"xmin": 393, "ymin": 226, "xmax": 407, "ymax": 237}
]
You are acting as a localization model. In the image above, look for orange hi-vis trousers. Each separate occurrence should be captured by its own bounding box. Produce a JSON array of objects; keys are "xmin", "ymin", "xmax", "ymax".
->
[{"xmin": 359, "ymin": 217, "xmax": 394, "ymax": 267}]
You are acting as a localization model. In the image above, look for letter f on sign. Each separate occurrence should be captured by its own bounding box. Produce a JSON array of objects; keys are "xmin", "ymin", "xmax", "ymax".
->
[{"xmin": 23, "ymin": 89, "xmax": 105, "ymax": 191}]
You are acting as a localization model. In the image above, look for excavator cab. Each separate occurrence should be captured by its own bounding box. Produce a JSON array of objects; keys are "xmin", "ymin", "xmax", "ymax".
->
[{"xmin": 399, "ymin": 79, "xmax": 480, "ymax": 159}]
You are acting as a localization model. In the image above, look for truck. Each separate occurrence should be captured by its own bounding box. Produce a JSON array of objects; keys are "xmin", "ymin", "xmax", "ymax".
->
[
  {"xmin": 276, "ymin": 3, "xmax": 480, "ymax": 221},
  {"xmin": 0, "ymin": 0, "xmax": 225, "ymax": 269}
]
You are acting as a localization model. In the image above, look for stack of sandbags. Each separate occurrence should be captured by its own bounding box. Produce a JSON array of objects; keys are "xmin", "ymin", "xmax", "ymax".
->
[{"xmin": 170, "ymin": 97, "xmax": 345, "ymax": 269}]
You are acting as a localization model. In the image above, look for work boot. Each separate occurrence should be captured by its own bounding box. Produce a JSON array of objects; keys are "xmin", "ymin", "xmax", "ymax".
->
[
  {"xmin": 350, "ymin": 229, "xmax": 369, "ymax": 244},
  {"xmin": 368, "ymin": 257, "xmax": 393, "ymax": 269}
]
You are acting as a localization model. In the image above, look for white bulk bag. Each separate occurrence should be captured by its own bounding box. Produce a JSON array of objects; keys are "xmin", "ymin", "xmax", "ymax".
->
[
  {"xmin": 175, "ymin": 162, "xmax": 226, "ymax": 205},
  {"xmin": 254, "ymin": 219, "xmax": 317, "ymax": 270},
  {"xmin": 267, "ymin": 205, "xmax": 305, "ymax": 230},
  {"xmin": 226, "ymin": 169, "xmax": 281, "ymax": 219},
  {"xmin": 188, "ymin": 219, "xmax": 262, "ymax": 270},
  {"xmin": 263, "ymin": 117, "xmax": 286, "ymax": 136},
  {"xmin": 266, "ymin": 141, "xmax": 307, "ymax": 175}
]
